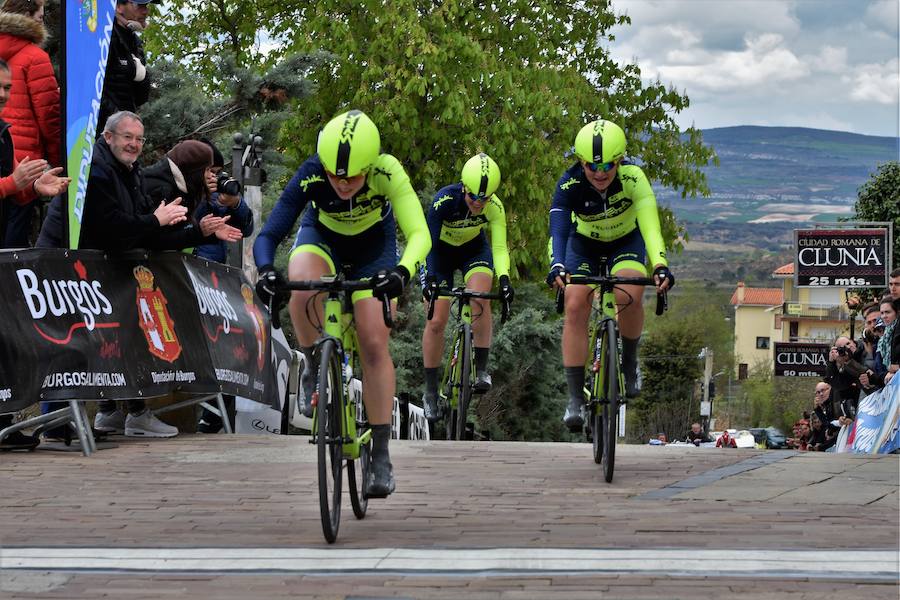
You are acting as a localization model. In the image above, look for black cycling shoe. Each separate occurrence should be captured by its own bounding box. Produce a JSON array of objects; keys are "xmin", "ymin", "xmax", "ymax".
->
[
  {"xmin": 422, "ymin": 391, "xmax": 442, "ymax": 422},
  {"xmin": 562, "ymin": 397, "xmax": 585, "ymax": 432},
  {"xmin": 0, "ymin": 430, "xmax": 40, "ymax": 451},
  {"xmin": 623, "ymin": 363, "xmax": 641, "ymax": 398},
  {"xmin": 299, "ymin": 366, "xmax": 316, "ymax": 418},
  {"xmin": 365, "ymin": 454, "xmax": 395, "ymax": 499},
  {"xmin": 473, "ymin": 371, "xmax": 492, "ymax": 394}
]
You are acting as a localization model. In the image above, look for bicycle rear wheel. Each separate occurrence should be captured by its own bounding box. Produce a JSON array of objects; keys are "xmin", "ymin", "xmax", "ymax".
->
[
  {"xmin": 455, "ymin": 323, "xmax": 473, "ymax": 441},
  {"xmin": 316, "ymin": 339, "xmax": 344, "ymax": 543},
  {"xmin": 600, "ymin": 319, "xmax": 620, "ymax": 482},
  {"xmin": 443, "ymin": 331, "xmax": 461, "ymax": 441}
]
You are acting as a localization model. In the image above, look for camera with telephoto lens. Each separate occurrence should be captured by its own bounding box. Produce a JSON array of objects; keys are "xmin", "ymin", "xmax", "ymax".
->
[{"xmin": 216, "ymin": 171, "xmax": 242, "ymax": 196}]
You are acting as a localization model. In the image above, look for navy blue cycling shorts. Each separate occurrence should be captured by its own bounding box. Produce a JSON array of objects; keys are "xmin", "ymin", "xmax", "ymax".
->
[
  {"xmin": 291, "ymin": 220, "xmax": 398, "ymax": 280},
  {"xmin": 420, "ymin": 238, "xmax": 493, "ymax": 289},
  {"xmin": 564, "ymin": 227, "xmax": 648, "ymax": 277}
]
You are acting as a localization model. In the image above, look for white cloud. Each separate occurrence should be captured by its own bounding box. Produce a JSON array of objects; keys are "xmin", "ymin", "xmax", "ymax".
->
[
  {"xmin": 864, "ymin": 0, "xmax": 899, "ymax": 35},
  {"xmin": 607, "ymin": 0, "xmax": 899, "ymax": 135},
  {"xmin": 850, "ymin": 59, "xmax": 900, "ymax": 104},
  {"xmin": 654, "ymin": 33, "xmax": 808, "ymax": 92},
  {"xmin": 805, "ymin": 46, "xmax": 849, "ymax": 74}
]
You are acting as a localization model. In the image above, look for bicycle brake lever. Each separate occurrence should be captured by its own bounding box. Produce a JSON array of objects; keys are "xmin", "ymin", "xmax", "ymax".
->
[
  {"xmin": 381, "ymin": 296, "xmax": 394, "ymax": 328},
  {"xmin": 655, "ymin": 290, "xmax": 668, "ymax": 316},
  {"xmin": 555, "ymin": 287, "xmax": 565, "ymax": 314},
  {"xmin": 501, "ymin": 299, "xmax": 510, "ymax": 324}
]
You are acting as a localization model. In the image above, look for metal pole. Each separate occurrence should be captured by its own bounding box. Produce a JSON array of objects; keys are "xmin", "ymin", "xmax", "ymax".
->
[
  {"xmin": 240, "ymin": 134, "xmax": 264, "ymax": 283},
  {"xmin": 701, "ymin": 347, "xmax": 713, "ymax": 435}
]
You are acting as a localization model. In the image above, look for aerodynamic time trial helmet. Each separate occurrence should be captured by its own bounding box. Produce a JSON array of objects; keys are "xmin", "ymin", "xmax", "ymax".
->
[
  {"xmin": 573, "ymin": 119, "xmax": 626, "ymax": 165},
  {"xmin": 461, "ymin": 152, "xmax": 501, "ymax": 200},
  {"xmin": 317, "ymin": 110, "xmax": 380, "ymax": 177}
]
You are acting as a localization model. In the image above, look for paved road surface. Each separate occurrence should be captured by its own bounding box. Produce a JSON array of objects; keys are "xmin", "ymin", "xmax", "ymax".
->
[{"xmin": 1, "ymin": 435, "xmax": 897, "ymax": 598}]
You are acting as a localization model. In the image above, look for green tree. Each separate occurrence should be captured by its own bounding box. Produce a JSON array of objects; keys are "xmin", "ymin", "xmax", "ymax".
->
[
  {"xmin": 273, "ymin": 0, "xmax": 716, "ymax": 274},
  {"xmin": 854, "ymin": 161, "xmax": 900, "ymax": 269},
  {"xmin": 631, "ymin": 283, "xmax": 734, "ymax": 441}
]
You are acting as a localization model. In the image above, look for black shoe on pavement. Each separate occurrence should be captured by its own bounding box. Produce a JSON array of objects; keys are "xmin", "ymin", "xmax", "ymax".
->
[
  {"xmin": 299, "ymin": 365, "xmax": 316, "ymax": 418},
  {"xmin": 473, "ymin": 371, "xmax": 492, "ymax": 394},
  {"xmin": 422, "ymin": 391, "xmax": 442, "ymax": 423},
  {"xmin": 197, "ymin": 417, "xmax": 223, "ymax": 434},
  {"xmin": 365, "ymin": 453, "xmax": 396, "ymax": 499},
  {"xmin": 562, "ymin": 396, "xmax": 585, "ymax": 432},
  {"xmin": 0, "ymin": 430, "xmax": 40, "ymax": 451},
  {"xmin": 623, "ymin": 363, "xmax": 641, "ymax": 398}
]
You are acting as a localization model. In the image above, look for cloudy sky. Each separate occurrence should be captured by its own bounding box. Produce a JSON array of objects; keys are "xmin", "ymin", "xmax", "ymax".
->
[{"xmin": 608, "ymin": 0, "xmax": 899, "ymax": 137}]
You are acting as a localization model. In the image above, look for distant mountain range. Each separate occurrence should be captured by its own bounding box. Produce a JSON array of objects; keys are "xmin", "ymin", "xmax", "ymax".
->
[{"xmin": 659, "ymin": 126, "xmax": 899, "ymax": 225}]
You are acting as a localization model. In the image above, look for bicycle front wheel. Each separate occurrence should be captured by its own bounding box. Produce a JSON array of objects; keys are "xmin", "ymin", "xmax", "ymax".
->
[
  {"xmin": 316, "ymin": 339, "xmax": 344, "ymax": 543},
  {"xmin": 455, "ymin": 323, "xmax": 473, "ymax": 441},
  {"xmin": 347, "ymin": 385, "xmax": 370, "ymax": 519},
  {"xmin": 600, "ymin": 318, "xmax": 620, "ymax": 483}
]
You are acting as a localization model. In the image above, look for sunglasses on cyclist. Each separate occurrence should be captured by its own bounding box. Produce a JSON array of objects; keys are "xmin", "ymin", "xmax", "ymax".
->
[
  {"xmin": 583, "ymin": 160, "xmax": 618, "ymax": 173},
  {"xmin": 466, "ymin": 188, "xmax": 490, "ymax": 203}
]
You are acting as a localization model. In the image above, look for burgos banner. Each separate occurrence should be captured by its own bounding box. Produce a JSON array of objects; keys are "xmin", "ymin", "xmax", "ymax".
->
[{"xmin": 65, "ymin": 0, "xmax": 117, "ymax": 249}]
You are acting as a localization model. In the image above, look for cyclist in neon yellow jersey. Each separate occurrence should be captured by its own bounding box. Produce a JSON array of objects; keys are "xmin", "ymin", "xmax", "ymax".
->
[
  {"xmin": 420, "ymin": 153, "xmax": 514, "ymax": 422},
  {"xmin": 253, "ymin": 110, "xmax": 430, "ymax": 497},
  {"xmin": 547, "ymin": 119, "xmax": 674, "ymax": 431}
]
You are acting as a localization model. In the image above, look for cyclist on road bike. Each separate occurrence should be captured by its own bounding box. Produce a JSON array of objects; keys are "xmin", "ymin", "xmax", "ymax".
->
[
  {"xmin": 253, "ymin": 109, "xmax": 430, "ymax": 497},
  {"xmin": 420, "ymin": 153, "xmax": 514, "ymax": 422},
  {"xmin": 547, "ymin": 119, "xmax": 674, "ymax": 431}
]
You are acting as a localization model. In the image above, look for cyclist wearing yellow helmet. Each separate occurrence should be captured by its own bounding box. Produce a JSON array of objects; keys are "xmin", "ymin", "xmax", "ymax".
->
[
  {"xmin": 253, "ymin": 109, "xmax": 430, "ymax": 497},
  {"xmin": 419, "ymin": 153, "xmax": 513, "ymax": 422},
  {"xmin": 547, "ymin": 119, "xmax": 674, "ymax": 430}
]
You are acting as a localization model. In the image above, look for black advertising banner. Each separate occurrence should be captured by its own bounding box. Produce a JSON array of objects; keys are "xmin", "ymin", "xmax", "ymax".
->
[
  {"xmin": 182, "ymin": 259, "xmax": 274, "ymax": 404},
  {"xmin": 774, "ymin": 342, "xmax": 830, "ymax": 377},
  {"xmin": 794, "ymin": 228, "xmax": 891, "ymax": 288},
  {"xmin": 0, "ymin": 249, "xmax": 274, "ymax": 413}
]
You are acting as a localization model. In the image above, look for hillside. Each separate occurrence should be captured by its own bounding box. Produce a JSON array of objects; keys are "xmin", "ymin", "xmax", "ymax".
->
[
  {"xmin": 661, "ymin": 126, "xmax": 898, "ymax": 225},
  {"xmin": 667, "ymin": 126, "xmax": 898, "ymax": 284}
]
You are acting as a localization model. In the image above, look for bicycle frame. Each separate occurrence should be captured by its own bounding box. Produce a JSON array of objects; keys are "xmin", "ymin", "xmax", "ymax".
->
[
  {"xmin": 427, "ymin": 286, "xmax": 509, "ymax": 440},
  {"xmin": 314, "ymin": 289, "xmax": 371, "ymax": 460}
]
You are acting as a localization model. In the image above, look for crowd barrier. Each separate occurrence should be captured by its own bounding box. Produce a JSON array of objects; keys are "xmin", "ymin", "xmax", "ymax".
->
[{"xmin": 0, "ymin": 248, "xmax": 288, "ymax": 452}]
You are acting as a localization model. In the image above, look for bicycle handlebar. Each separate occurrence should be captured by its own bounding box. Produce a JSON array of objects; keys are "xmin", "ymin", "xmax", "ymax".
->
[
  {"xmin": 270, "ymin": 277, "xmax": 394, "ymax": 329},
  {"xmin": 554, "ymin": 275, "xmax": 668, "ymax": 316},
  {"xmin": 426, "ymin": 286, "xmax": 511, "ymax": 324}
]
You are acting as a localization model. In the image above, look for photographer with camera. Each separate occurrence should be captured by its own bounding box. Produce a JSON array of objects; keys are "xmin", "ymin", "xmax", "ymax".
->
[
  {"xmin": 825, "ymin": 336, "xmax": 873, "ymax": 418},
  {"xmin": 194, "ymin": 140, "xmax": 254, "ymax": 434},
  {"xmin": 857, "ymin": 303, "xmax": 887, "ymax": 393}
]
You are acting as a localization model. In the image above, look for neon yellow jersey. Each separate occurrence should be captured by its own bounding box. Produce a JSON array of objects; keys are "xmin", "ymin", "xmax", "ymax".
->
[
  {"xmin": 548, "ymin": 162, "xmax": 667, "ymax": 268},
  {"xmin": 253, "ymin": 153, "xmax": 430, "ymax": 275},
  {"xmin": 426, "ymin": 183, "xmax": 510, "ymax": 278}
]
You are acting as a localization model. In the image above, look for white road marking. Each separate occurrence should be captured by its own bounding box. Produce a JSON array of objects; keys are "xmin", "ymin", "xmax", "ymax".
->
[{"xmin": 1, "ymin": 547, "xmax": 897, "ymax": 580}]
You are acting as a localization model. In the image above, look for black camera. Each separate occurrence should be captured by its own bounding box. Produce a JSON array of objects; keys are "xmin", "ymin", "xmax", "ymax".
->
[
  {"xmin": 216, "ymin": 171, "xmax": 242, "ymax": 197},
  {"xmin": 835, "ymin": 345, "xmax": 849, "ymax": 356}
]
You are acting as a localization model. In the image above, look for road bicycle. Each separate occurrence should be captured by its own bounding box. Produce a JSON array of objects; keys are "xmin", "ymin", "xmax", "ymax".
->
[
  {"xmin": 426, "ymin": 286, "xmax": 510, "ymax": 441},
  {"xmin": 556, "ymin": 267, "xmax": 666, "ymax": 482},
  {"xmin": 273, "ymin": 275, "xmax": 393, "ymax": 543}
]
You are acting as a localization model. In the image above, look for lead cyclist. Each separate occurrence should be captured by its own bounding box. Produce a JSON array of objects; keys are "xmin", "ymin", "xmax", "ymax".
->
[
  {"xmin": 547, "ymin": 119, "xmax": 674, "ymax": 431},
  {"xmin": 253, "ymin": 110, "xmax": 430, "ymax": 497}
]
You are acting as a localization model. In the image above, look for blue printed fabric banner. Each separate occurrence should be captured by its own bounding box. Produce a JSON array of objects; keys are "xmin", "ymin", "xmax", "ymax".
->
[
  {"xmin": 64, "ymin": 0, "xmax": 117, "ymax": 249},
  {"xmin": 852, "ymin": 377, "xmax": 900, "ymax": 454}
]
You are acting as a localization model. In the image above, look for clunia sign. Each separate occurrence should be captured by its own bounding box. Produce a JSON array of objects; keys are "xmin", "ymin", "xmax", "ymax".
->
[{"xmin": 794, "ymin": 226, "xmax": 892, "ymax": 288}]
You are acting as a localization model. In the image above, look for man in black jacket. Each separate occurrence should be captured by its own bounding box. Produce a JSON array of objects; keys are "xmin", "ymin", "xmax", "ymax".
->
[
  {"xmin": 37, "ymin": 111, "xmax": 190, "ymax": 250},
  {"xmin": 97, "ymin": 0, "xmax": 153, "ymax": 133}
]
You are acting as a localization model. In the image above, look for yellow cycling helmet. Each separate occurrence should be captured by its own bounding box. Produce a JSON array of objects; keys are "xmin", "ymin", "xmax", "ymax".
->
[
  {"xmin": 573, "ymin": 119, "xmax": 626, "ymax": 165},
  {"xmin": 317, "ymin": 110, "xmax": 380, "ymax": 177},
  {"xmin": 461, "ymin": 152, "xmax": 501, "ymax": 199}
]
